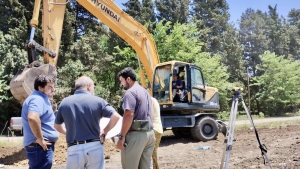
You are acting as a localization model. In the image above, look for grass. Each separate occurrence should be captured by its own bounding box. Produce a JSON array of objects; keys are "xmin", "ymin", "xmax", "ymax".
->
[
  {"xmin": 235, "ymin": 119, "xmax": 300, "ymax": 130},
  {"xmin": 284, "ymin": 111, "xmax": 300, "ymax": 117},
  {"xmin": 235, "ymin": 114, "xmax": 262, "ymax": 120},
  {"xmin": 0, "ymin": 136, "xmax": 23, "ymax": 147},
  {"xmin": 162, "ymin": 118, "xmax": 300, "ymax": 135}
]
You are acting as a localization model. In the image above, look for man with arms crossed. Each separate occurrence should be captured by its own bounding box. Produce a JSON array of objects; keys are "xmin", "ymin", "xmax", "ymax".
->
[
  {"xmin": 117, "ymin": 67, "xmax": 156, "ymax": 169},
  {"xmin": 54, "ymin": 76, "xmax": 120, "ymax": 169},
  {"xmin": 22, "ymin": 74, "xmax": 58, "ymax": 169}
]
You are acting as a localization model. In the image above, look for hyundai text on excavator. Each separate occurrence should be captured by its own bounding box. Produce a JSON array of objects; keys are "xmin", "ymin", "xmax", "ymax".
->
[{"xmin": 9, "ymin": 0, "xmax": 226, "ymax": 141}]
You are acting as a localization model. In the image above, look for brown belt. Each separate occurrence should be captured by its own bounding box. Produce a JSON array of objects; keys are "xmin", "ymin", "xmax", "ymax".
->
[{"xmin": 26, "ymin": 141, "xmax": 54, "ymax": 148}]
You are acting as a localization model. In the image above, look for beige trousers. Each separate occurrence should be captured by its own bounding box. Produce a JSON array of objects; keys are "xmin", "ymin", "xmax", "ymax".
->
[{"xmin": 121, "ymin": 130, "xmax": 156, "ymax": 169}]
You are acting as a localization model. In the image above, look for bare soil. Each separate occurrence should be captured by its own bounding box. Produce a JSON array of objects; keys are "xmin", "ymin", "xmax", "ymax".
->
[
  {"xmin": 1, "ymin": 124, "xmax": 300, "ymax": 169},
  {"xmin": 105, "ymin": 125, "xmax": 300, "ymax": 169},
  {"xmin": 0, "ymin": 135, "xmax": 119, "ymax": 169}
]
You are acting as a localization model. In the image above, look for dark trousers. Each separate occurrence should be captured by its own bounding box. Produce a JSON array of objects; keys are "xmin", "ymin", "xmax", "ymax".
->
[{"xmin": 25, "ymin": 143, "xmax": 55, "ymax": 169}]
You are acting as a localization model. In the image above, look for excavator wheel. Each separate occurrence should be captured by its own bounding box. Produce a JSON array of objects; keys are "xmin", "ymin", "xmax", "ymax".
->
[
  {"xmin": 9, "ymin": 61, "xmax": 57, "ymax": 104},
  {"xmin": 191, "ymin": 116, "xmax": 218, "ymax": 142}
]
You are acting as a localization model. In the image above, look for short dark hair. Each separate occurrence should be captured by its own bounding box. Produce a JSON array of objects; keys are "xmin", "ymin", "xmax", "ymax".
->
[
  {"xmin": 117, "ymin": 67, "xmax": 137, "ymax": 81},
  {"xmin": 34, "ymin": 74, "xmax": 56, "ymax": 90}
]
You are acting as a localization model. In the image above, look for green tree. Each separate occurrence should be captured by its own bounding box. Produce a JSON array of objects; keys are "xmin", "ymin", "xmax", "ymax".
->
[
  {"xmin": 0, "ymin": 65, "xmax": 9, "ymax": 104},
  {"xmin": 123, "ymin": 0, "xmax": 142, "ymax": 21},
  {"xmin": 239, "ymin": 9, "xmax": 269, "ymax": 76},
  {"xmin": 0, "ymin": 31, "xmax": 27, "ymax": 126},
  {"xmin": 252, "ymin": 51, "xmax": 300, "ymax": 116},
  {"xmin": 64, "ymin": 31, "xmax": 113, "ymax": 75},
  {"xmin": 153, "ymin": 21, "xmax": 203, "ymax": 63},
  {"xmin": 141, "ymin": 0, "xmax": 156, "ymax": 33},
  {"xmin": 56, "ymin": 4, "xmax": 77, "ymax": 67},
  {"xmin": 287, "ymin": 9, "xmax": 300, "ymax": 60},
  {"xmin": 265, "ymin": 5, "xmax": 291, "ymax": 58},
  {"xmin": 55, "ymin": 60, "xmax": 85, "ymax": 101},
  {"xmin": 288, "ymin": 9, "xmax": 300, "ymax": 26},
  {"xmin": 0, "ymin": 0, "xmax": 32, "ymax": 34},
  {"xmin": 191, "ymin": 0, "xmax": 230, "ymax": 54},
  {"xmin": 194, "ymin": 53, "xmax": 231, "ymax": 111},
  {"xmin": 155, "ymin": 0, "xmax": 190, "ymax": 24},
  {"xmin": 0, "ymin": 32, "xmax": 27, "ymax": 82},
  {"xmin": 122, "ymin": 0, "xmax": 156, "ymax": 33},
  {"xmin": 70, "ymin": 2, "xmax": 108, "ymax": 41},
  {"xmin": 221, "ymin": 24, "xmax": 244, "ymax": 83},
  {"xmin": 239, "ymin": 9, "xmax": 270, "ymax": 113}
]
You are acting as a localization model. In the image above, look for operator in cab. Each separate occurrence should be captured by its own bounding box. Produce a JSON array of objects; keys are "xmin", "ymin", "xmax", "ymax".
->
[{"xmin": 172, "ymin": 74, "xmax": 183, "ymax": 101}]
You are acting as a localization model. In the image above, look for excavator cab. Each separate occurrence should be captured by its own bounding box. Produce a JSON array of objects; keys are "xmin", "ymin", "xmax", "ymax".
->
[
  {"xmin": 152, "ymin": 61, "xmax": 220, "ymax": 112},
  {"xmin": 153, "ymin": 61, "xmax": 226, "ymax": 141}
]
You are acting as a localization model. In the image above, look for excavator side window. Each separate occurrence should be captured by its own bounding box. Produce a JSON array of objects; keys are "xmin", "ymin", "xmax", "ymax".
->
[
  {"xmin": 153, "ymin": 65, "xmax": 172, "ymax": 102},
  {"xmin": 191, "ymin": 68, "xmax": 204, "ymax": 87},
  {"xmin": 190, "ymin": 68, "xmax": 206, "ymax": 103}
]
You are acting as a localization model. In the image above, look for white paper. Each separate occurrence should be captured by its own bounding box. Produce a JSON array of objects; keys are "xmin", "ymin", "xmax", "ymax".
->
[{"xmin": 99, "ymin": 117, "xmax": 123, "ymax": 139}]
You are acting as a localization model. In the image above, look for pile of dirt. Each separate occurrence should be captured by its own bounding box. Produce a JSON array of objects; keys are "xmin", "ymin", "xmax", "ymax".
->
[
  {"xmin": 0, "ymin": 145, "xmax": 27, "ymax": 167},
  {"xmin": 0, "ymin": 135, "xmax": 119, "ymax": 166}
]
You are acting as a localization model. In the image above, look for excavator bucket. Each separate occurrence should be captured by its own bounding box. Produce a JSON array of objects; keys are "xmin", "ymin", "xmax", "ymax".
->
[{"xmin": 9, "ymin": 61, "xmax": 57, "ymax": 104}]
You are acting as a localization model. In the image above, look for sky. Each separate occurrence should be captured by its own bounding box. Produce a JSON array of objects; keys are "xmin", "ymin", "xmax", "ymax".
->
[{"xmin": 113, "ymin": 0, "xmax": 300, "ymax": 26}]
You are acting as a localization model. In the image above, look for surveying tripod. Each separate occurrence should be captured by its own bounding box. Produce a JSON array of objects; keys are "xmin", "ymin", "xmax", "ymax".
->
[{"xmin": 220, "ymin": 88, "xmax": 272, "ymax": 169}]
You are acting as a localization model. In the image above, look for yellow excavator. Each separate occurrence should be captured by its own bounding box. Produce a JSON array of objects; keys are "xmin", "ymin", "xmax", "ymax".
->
[{"xmin": 9, "ymin": 0, "xmax": 226, "ymax": 141}]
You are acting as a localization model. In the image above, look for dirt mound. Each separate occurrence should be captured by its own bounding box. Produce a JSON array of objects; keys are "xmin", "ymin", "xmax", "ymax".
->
[
  {"xmin": 0, "ymin": 135, "xmax": 119, "ymax": 166},
  {"xmin": 0, "ymin": 145, "xmax": 27, "ymax": 167}
]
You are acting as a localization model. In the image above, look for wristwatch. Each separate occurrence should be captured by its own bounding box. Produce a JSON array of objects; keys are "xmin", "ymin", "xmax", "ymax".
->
[{"xmin": 118, "ymin": 134, "xmax": 124, "ymax": 140}]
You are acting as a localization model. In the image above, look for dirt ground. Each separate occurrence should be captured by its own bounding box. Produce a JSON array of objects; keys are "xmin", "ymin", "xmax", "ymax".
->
[
  {"xmin": 1, "ymin": 124, "xmax": 300, "ymax": 169},
  {"xmin": 0, "ymin": 135, "xmax": 119, "ymax": 169}
]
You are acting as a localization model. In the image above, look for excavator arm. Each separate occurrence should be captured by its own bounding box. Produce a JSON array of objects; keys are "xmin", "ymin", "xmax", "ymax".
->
[
  {"xmin": 42, "ymin": 0, "xmax": 161, "ymax": 73},
  {"xmin": 10, "ymin": 0, "xmax": 160, "ymax": 104},
  {"xmin": 76, "ymin": 0, "xmax": 160, "ymax": 84}
]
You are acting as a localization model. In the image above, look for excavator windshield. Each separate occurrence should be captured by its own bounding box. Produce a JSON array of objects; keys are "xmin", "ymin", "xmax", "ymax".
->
[{"xmin": 153, "ymin": 65, "xmax": 172, "ymax": 102}]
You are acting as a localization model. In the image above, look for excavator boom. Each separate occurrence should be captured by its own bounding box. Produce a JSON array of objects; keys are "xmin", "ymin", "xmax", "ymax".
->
[
  {"xmin": 76, "ymin": 0, "xmax": 160, "ymax": 84},
  {"xmin": 10, "ymin": 0, "xmax": 160, "ymax": 104}
]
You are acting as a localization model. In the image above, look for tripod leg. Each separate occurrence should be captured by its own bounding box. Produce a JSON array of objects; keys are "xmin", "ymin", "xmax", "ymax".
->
[
  {"xmin": 220, "ymin": 99, "xmax": 238, "ymax": 169},
  {"xmin": 220, "ymin": 99, "xmax": 236, "ymax": 169},
  {"xmin": 241, "ymin": 99, "xmax": 273, "ymax": 169},
  {"xmin": 220, "ymin": 99, "xmax": 236, "ymax": 168}
]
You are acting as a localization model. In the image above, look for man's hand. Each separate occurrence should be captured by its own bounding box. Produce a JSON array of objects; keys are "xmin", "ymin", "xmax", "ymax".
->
[
  {"xmin": 117, "ymin": 138, "xmax": 126, "ymax": 150},
  {"xmin": 54, "ymin": 123, "xmax": 66, "ymax": 135},
  {"xmin": 99, "ymin": 130, "xmax": 106, "ymax": 144},
  {"xmin": 35, "ymin": 138, "xmax": 52, "ymax": 151}
]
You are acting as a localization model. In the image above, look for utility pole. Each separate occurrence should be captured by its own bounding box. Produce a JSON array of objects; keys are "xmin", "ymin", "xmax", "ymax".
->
[{"xmin": 247, "ymin": 67, "xmax": 250, "ymax": 111}]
